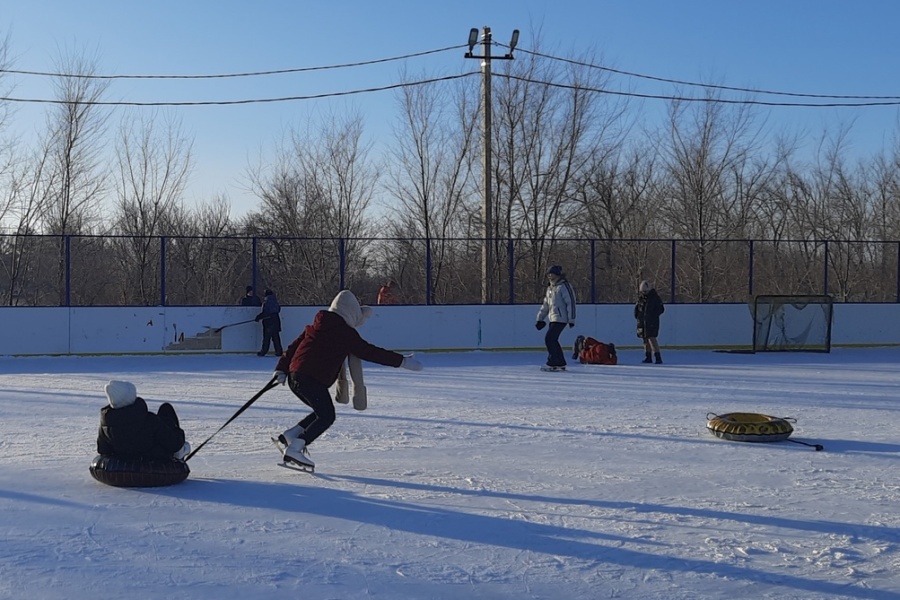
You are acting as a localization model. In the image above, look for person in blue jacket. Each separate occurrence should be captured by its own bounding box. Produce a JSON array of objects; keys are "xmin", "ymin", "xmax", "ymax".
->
[{"xmin": 256, "ymin": 288, "xmax": 283, "ymax": 356}]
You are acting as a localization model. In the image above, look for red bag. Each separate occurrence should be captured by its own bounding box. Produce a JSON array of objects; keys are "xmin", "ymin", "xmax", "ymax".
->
[{"xmin": 579, "ymin": 337, "xmax": 618, "ymax": 365}]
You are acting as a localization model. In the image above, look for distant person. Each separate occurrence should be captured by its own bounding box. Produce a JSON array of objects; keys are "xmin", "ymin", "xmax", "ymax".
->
[
  {"xmin": 377, "ymin": 279, "xmax": 399, "ymax": 305},
  {"xmin": 635, "ymin": 280, "xmax": 665, "ymax": 364},
  {"xmin": 535, "ymin": 265, "xmax": 576, "ymax": 371},
  {"xmin": 256, "ymin": 288, "xmax": 283, "ymax": 357},
  {"xmin": 240, "ymin": 286, "xmax": 262, "ymax": 307},
  {"xmin": 97, "ymin": 380, "xmax": 190, "ymax": 460},
  {"xmin": 272, "ymin": 290, "xmax": 423, "ymax": 470}
]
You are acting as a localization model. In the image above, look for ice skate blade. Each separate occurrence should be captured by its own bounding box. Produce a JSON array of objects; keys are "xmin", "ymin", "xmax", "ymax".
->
[{"xmin": 279, "ymin": 457, "xmax": 315, "ymax": 474}]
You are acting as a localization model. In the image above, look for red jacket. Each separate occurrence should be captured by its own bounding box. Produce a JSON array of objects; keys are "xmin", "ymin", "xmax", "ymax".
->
[{"xmin": 275, "ymin": 310, "xmax": 403, "ymax": 387}]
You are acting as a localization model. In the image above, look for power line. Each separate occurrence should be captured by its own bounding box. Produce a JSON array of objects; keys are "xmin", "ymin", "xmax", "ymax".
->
[
  {"xmin": 509, "ymin": 45, "xmax": 900, "ymax": 101},
  {"xmin": 499, "ymin": 73, "xmax": 900, "ymax": 108},
  {"xmin": 0, "ymin": 44, "xmax": 467, "ymax": 80},
  {"xmin": 0, "ymin": 72, "xmax": 479, "ymax": 106}
]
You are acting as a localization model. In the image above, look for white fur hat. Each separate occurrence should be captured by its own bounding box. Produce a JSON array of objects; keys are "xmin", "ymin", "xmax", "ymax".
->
[
  {"xmin": 329, "ymin": 290, "xmax": 367, "ymax": 328},
  {"xmin": 105, "ymin": 380, "xmax": 137, "ymax": 409},
  {"xmin": 639, "ymin": 280, "xmax": 652, "ymax": 293}
]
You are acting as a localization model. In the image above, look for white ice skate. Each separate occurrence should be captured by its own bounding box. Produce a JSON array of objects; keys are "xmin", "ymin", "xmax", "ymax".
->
[
  {"xmin": 283, "ymin": 438, "xmax": 315, "ymax": 472},
  {"xmin": 277, "ymin": 423, "xmax": 305, "ymax": 447}
]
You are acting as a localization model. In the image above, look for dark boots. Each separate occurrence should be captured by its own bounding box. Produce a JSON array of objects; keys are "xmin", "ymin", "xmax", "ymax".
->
[{"xmin": 642, "ymin": 351, "xmax": 663, "ymax": 364}]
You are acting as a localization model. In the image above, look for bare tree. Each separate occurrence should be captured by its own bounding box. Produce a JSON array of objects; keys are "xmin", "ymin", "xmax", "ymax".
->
[
  {"xmin": 38, "ymin": 47, "xmax": 110, "ymax": 304},
  {"xmin": 109, "ymin": 111, "xmax": 193, "ymax": 304},
  {"xmin": 658, "ymin": 91, "xmax": 769, "ymax": 301},
  {"xmin": 247, "ymin": 112, "xmax": 378, "ymax": 303},
  {"xmin": 491, "ymin": 41, "xmax": 628, "ymax": 300},
  {"xmin": 383, "ymin": 73, "xmax": 479, "ymax": 303}
]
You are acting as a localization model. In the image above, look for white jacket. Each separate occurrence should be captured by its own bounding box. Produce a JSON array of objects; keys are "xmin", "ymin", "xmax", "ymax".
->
[{"xmin": 537, "ymin": 279, "xmax": 577, "ymax": 324}]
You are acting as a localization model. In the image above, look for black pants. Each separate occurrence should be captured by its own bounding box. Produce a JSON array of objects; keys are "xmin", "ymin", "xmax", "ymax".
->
[
  {"xmin": 260, "ymin": 324, "xmax": 283, "ymax": 356},
  {"xmin": 288, "ymin": 373, "xmax": 335, "ymax": 445},
  {"xmin": 544, "ymin": 321, "xmax": 567, "ymax": 367}
]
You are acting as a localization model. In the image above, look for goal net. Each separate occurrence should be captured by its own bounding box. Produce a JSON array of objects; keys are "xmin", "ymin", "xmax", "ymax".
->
[{"xmin": 752, "ymin": 295, "xmax": 833, "ymax": 353}]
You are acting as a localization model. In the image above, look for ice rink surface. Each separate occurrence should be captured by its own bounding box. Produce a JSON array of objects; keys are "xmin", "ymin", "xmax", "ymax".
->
[{"xmin": 1, "ymin": 348, "xmax": 898, "ymax": 599}]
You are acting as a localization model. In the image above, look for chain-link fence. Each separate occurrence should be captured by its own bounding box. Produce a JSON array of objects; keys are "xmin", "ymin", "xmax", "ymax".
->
[{"xmin": 1, "ymin": 234, "xmax": 897, "ymax": 306}]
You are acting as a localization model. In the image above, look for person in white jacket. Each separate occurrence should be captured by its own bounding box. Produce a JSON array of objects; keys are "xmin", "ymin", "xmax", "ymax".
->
[{"xmin": 535, "ymin": 265, "xmax": 577, "ymax": 370}]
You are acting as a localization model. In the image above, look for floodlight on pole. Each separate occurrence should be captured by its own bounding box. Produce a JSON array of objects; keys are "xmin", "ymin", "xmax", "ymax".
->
[
  {"xmin": 507, "ymin": 29, "xmax": 519, "ymax": 56},
  {"xmin": 466, "ymin": 28, "xmax": 479, "ymax": 57}
]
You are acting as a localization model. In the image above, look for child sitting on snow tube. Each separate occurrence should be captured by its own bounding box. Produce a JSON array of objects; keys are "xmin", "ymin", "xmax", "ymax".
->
[
  {"xmin": 92, "ymin": 381, "xmax": 191, "ymax": 487},
  {"xmin": 97, "ymin": 380, "xmax": 190, "ymax": 460}
]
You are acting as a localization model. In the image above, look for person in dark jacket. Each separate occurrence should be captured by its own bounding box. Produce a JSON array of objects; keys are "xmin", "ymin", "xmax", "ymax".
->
[
  {"xmin": 634, "ymin": 280, "xmax": 665, "ymax": 364},
  {"xmin": 240, "ymin": 285, "xmax": 262, "ymax": 307},
  {"xmin": 272, "ymin": 290, "xmax": 423, "ymax": 469},
  {"xmin": 97, "ymin": 380, "xmax": 189, "ymax": 460},
  {"xmin": 256, "ymin": 288, "xmax": 283, "ymax": 356}
]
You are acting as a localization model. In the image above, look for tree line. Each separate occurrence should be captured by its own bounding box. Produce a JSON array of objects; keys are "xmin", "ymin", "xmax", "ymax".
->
[{"xmin": 2, "ymin": 38, "xmax": 900, "ymax": 307}]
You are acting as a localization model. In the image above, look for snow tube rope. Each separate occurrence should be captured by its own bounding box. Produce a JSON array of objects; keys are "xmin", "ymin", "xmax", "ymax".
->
[{"xmin": 90, "ymin": 454, "xmax": 190, "ymax": 488}]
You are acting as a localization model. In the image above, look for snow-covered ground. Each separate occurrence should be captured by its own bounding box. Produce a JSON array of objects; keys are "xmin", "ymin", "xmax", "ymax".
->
[{"xmin": 1, "ymin": 348, "xmax": 898, "ymax": 600}]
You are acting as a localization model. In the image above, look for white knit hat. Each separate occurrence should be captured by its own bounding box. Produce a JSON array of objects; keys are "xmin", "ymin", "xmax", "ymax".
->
[
  {"xmin": 329, "ymin": 290, "xmax": 366, "ymax": 328},
  {"xmin": 639, "ymin": 280, "xmax": 652, "ymax": 293},
  {"xmin": 105, "ymin": 380, "xmax": 137, "ymax": 409}
]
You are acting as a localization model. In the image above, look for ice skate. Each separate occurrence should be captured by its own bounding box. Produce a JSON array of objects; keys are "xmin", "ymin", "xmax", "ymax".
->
[
  {"xmin": 283, "ymin": 438, "xmax": 315, "ymax": 472},
  {"xmin": 540, "ymin": 365, "xmax": 566, "ymax": 372},
  {"xmin": 277, "ymin": 423, "xmax": 305, "ymax": 447}
]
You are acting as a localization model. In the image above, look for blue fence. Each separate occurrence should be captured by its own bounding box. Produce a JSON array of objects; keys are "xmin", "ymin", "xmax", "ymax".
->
[{"xmin": 1, "ymin": 234, "xmax": 898, "ymax": 306}]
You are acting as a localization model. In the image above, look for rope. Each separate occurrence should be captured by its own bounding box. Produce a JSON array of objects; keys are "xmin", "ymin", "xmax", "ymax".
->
[{"xmin": 185, "ymin": 376, "xmax": 279, "ymax": 461}]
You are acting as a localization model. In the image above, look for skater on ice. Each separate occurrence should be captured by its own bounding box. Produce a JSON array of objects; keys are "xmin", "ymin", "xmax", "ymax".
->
[
  {"xmin": 271, "ymin": 290, "xmax": 423, "ymax": 471},
  {"xmin": 96, "ymin": 380, "xmax": 190, "ymax": 460},
  {"xmin": 635, "ymin": 279, "xmax": 665, "ymax": 364},
  {"xmin": 536, "ymin": 265, "xmax": 577, "ymax": 371}
]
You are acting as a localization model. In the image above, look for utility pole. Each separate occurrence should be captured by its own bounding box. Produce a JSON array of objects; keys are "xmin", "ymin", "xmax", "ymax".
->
[{"xmin": 465, "ymin": 26, "xmax": 518, "ymax": 304}]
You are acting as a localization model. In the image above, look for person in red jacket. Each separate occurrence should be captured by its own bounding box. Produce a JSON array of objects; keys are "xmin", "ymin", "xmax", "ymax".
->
[
  {"xmin": 272, "ymin": 290, "xmax": 423, "ymax": 470},
  {"xmin": 376, "ymin": 279, "xmax": 399, "ymax": 305}
]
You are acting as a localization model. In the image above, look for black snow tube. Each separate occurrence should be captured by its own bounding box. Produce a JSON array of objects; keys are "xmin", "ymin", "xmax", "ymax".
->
[{"xmin": 90, "ymin": 454, "xmax": 190, "ymax": 488}]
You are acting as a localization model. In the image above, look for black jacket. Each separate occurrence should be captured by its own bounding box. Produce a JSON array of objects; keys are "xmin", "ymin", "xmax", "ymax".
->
[
  {"xmin": 634, "ymin": 289, "xmax": 665, "ymax": 338},
  {"xmin": 97, "ymin": 398, "xmax": 185, "ymax": 459},
  {"xmin": 257, "ymin": 294, "xmax": 282, "ymax": 332}
]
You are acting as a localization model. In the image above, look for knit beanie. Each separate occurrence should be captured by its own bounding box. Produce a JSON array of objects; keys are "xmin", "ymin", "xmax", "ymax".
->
[{"xmin": 105, "ymin": 380, "xmax": 137, "ymax": 409}]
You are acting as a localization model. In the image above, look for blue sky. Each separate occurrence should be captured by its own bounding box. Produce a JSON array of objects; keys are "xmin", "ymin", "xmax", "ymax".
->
[{"xmin": 4, "ymin": 1, "xmax": 900, "ymax": 217}]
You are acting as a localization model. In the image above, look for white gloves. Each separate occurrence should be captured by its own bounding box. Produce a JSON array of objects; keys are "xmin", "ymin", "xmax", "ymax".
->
[
  {"xmin": 400, "ymin": 355, "xmax": 423, "ymax": 371},
  {"xmin": 274, "ymin": 371, "xmax": 287, "ymax": 385}
]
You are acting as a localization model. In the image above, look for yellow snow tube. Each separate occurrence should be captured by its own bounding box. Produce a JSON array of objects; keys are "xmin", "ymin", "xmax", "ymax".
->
[{"xmin": 706, "ymin": 412, "xmax": 794, "ymax": 443}]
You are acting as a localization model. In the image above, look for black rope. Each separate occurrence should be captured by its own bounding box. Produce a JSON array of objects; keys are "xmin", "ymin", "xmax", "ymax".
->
[
  {"xmin": 184, "ymin": 376, "xmax": 279, "ymax": 462},
  {"xmin": 787, "ymin": 438, "xmax": 825, "ymax": 451}
]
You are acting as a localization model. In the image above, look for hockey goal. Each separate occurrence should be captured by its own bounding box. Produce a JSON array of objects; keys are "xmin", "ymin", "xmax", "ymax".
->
[{"xmin": 752, "ymin": 295, "xmax": 833, "ymax": 353}]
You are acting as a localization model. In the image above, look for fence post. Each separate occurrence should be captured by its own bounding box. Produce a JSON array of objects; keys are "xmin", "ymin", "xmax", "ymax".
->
[
  {"xmin": 670, "ymin": 239, "xmax": 676, "ymax": 303},
  {"xmin": 160, "ymin": 236, "xmax": 167, "ymax": 306},
  {"xmin": 64, "ymin": 235, "xmax": 71, "ymax": 307},
  {"xmin": 338, "ymin": 238, "xmax": 346, "ymax": 291},
  {"xmin": 823, "ymin": 240, "xmax": 829, "ymax": 296},
  {"xmin": 425, "ymin": 238, "xmax": 433, "ymax": 305},
  {"xmin": 590, "ymin": 239, "xmax": 596, "ymax": 303},
  {"xmin": 507, "ymin": 238, "xmax": 515, "ymax": 304},
  {"xmin": 251, "ymin": 237, "xmax": 258, "ymax": 293},
  {"xmin": 748, "ymin": 239, "xmax": 754, "ymax": 297}
]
